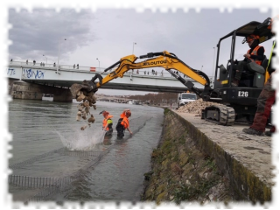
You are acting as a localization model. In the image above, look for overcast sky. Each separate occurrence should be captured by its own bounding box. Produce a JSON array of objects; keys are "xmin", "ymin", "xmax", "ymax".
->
[{"xmin": 7, "ymin": 2, "xmax": 278, "ymax": 95}]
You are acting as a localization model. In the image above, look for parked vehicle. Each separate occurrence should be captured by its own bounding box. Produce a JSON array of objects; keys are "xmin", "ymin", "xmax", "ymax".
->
[{"xmin": 177, "ymin": 92, "xmax": 197, "ymax": 107}]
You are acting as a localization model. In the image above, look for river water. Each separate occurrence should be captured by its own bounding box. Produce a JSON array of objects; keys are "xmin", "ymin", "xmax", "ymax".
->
[{"xmin": 8, "ymin": 99, "xmax": 164, "ymax": 203}]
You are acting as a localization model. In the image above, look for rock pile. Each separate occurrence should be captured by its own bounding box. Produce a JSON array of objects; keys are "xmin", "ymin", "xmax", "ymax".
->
[
  {"xmin": 71, "ymin": 83, "xmax": 98, "ymax": 130},
  {"xmin": 76, "ymin": 100, "xmax": 97, "ymax": 130},
  {"xmin": 177, "ymin": 98, "xmax": 220, "ymax": 115}
]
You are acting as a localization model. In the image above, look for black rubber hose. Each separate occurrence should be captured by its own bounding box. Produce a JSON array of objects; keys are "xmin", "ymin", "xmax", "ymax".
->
[{"xmin": 104, "ymin": 60, "xmax": 121, "ymax": 72}]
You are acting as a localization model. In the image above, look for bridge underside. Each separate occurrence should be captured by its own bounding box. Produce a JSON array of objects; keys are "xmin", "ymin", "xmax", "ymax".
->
[
  {"xmin": 9, "ymin": 79, "xmax": 73, "ymax": 102},
  {"xmin": 23, "ymin": 79, "xmax": 190, "ymax": 93}
]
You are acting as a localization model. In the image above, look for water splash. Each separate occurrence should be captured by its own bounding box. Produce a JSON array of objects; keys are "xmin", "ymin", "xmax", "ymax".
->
[{"xmin": 55, "ymin": 128, "xmax": 106, "ymax": 151}]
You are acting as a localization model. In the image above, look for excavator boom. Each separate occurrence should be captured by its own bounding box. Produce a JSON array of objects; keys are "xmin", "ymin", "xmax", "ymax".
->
[
  {"xmin": 96, "ymin": 51, "xmax": 210, "ymax": 88},
  {"xmin": 71, "ymin": 51, "xmax": 213, "ymax": 101}
]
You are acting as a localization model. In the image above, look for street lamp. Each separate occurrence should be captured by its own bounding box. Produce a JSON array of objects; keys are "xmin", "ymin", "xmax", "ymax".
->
[
  {"xmin": 96, "ymin": 58, "xmax": 100, "ymax": 71},
  {"xmin": 132, "ymin": 42, "xmax": 137, "ymax": 54},
  {"xmin": 201, "ymin": 65, "xmax": 203, "ymax": 71},
  {"xmin": 43, "ymin": 54, "xmax": 47, "ymax": 64},
  {"xmin": 57, "ymin": 38, "xmax": 67, "ymax": 74}
]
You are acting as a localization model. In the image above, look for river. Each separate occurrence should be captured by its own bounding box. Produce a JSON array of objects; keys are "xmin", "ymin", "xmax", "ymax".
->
[{"xmin": 8, "ymin": 99, "xmax": 164, "ymax": 203}]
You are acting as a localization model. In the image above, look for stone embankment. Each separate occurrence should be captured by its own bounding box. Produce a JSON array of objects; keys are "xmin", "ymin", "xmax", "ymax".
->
[{"xmin": 141, "ymin": 108, "xmax": 273, "ymax": 205}]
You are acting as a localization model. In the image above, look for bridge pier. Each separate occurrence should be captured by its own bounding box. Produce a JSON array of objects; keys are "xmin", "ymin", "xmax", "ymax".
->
[
  {"xmin": 12, "ymin": 81, "xmax": 44, "ymax": 100},
  {"xmin": 53, "ymin": 89, "xmax": 73, "ymax": 102},
  {"xmin": 10, "ymin": 80, "xmax": 73, "ymax": 102}
]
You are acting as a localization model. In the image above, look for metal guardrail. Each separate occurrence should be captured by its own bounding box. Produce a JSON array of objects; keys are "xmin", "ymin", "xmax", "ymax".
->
[
  {"xmin": 8, "ymin": 60, "xmax": 97, "ymax": 72},
  {"xmin": 8, "ymin": 60, "xmax": 195, "ymax": 79}
]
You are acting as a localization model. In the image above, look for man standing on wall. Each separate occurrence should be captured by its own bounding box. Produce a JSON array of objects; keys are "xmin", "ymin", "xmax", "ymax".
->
[{"xmin": 243, "ymin": 14, "xmax": 280, "ymax": 138}]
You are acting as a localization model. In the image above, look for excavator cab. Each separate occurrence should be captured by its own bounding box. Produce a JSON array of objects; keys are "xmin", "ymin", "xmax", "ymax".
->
[
  {"xmin": 209, "ymin": 17, "xmax": 275, "ymax": 123},
  {"xmin": 215, "ymin": 17, "xmax": 274, "ymax": 89}
]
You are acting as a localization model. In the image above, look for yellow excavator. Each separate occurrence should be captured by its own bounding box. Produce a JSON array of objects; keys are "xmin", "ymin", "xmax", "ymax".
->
[
  {"xmin": 73, "ymin": 51, "xmax": 212, "ymax": 96},
  {"xmin": 71, "ymin": 17, "xmax": 275, "ymax": 126},
  {"xmin": 70, "ymin": 50, "xmax": 235, "ymax": 126}
]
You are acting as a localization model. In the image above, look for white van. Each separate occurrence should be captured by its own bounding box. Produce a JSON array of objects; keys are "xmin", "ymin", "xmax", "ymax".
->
[{"xmin": 177, "ymin": 92, "xmax": 197, "ymax": 107}]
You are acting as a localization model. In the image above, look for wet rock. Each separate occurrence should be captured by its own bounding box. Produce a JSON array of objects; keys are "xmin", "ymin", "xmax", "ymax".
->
[
  {"xmin": 71, "ymin": 83, "xmax": 98, "ymax": 131},
  {"xmin": 76, "ymin": 111, "xmax": 82, "ymax": 121},
  {"xmin": 81, "ymin": 125, "xmax": 87, "ymax": 130},
  {"xmin": 77, "ymin": 104, "xmax": 83, "ymax": 111},
  {"xmin": 83, "ymin": 101, "xmax": 90, "ymax": 107},
  {"xmin": 85, "ymin": 106, "xmax": 90, "ymax": 115},
  {"xmin": 81, "ymin": 112, "xmax": 87, "ymax": 120},
  {"xmin": 88, "ymin": 114, "xmax": 95, "ymax": 124},
  {"xmin": 76, "ymin": 91, "xmax": 86, "ymax": 102}
]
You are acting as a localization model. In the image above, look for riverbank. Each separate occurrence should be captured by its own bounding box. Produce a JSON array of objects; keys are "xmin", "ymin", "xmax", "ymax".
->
[{"xmin": 141, "ymin": 108, "xmax": 274, "ymax": 206}]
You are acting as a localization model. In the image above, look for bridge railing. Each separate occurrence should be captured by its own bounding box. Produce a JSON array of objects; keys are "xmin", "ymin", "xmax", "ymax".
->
[
  {"xmin": 8, "ymin": 60, "xmax": 213, "ymax": 83},
  {"xmin": 8, "ymin": 60, "xmax": 180, "ymax": 78}
]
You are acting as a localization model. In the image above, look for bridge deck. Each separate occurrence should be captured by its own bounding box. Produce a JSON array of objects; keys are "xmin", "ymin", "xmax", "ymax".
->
[{"xmin": 7, "ymin": 60, "xmax": 207, "ymax": 93}]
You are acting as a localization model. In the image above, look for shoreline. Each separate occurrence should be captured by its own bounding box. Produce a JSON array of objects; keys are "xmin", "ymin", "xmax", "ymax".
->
[{"xmin": 141, "ymin": 108, "xmax": 272, "ymax": 205}]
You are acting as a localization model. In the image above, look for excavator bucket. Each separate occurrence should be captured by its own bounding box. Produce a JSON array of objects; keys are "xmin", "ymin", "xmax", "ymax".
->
[
  {"xmin": 70, "ymin": 73, "xmax": 103, "ymax": 103},
  {"xmin": 70, "ymin": 83, "xmax": 97, "ymax": 106},
  {"xmin": 70, "ymin": 83, "xmax": 91, "ymax": 101}
]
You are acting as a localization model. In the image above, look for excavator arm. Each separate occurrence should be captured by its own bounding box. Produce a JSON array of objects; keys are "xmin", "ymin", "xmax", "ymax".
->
[{"xmin": 70, "ymin": 51, "xmax": 213, "ymax": 100}]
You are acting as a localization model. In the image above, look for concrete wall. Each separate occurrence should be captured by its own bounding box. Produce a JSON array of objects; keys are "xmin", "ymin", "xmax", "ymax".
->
[{"xmin": 142, "ymin": 109, "xmax": 271, "ymax": 204}]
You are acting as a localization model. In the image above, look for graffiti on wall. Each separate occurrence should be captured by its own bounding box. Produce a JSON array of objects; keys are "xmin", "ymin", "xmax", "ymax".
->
[
  {"xmin": 23, "ymin": 68, "xmax": 45, "ymax": 79},
  {"xmin": 0, "ymin": 67, "xmax": 16, "ymax": 76}
]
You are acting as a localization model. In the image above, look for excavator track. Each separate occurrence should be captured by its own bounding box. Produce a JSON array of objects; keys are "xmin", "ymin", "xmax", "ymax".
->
[{"xmin": 202, "ymin": 104, "xmax": 235, "ymax": 126}]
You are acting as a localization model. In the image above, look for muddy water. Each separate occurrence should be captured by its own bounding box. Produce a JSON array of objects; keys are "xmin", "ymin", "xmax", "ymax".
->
[{"xmin": 8, "ymin": 99, "xmax": 164, "ymax": 202}]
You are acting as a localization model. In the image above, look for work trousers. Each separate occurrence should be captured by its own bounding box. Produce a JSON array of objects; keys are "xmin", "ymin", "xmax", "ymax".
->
[
  {"xmin": 116, "ymin": 118, "xmax": 125, "ymax": 138},
  {"xmin": 250, "ymin": 76, "xmax": 276, "ymax": 132},
  {"xmin": 105, "ymin": 127, "xmax": 113, "ymax": 136}
]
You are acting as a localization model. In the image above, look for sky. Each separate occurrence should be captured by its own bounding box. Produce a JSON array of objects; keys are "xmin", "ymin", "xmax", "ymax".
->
[{"xmin": 6, "ymin": 2, "xmax": 278, "ymax": 95}]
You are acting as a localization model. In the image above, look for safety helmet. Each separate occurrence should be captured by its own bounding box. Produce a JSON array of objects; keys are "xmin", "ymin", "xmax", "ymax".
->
[
  {"xmin": 267, "ymin": 14, "xmax": 280, "ymax": 29},
  {"xmin": 125, "ymin": 110, "xmax": 131, "ymax": 117},
  {"xmin": 242, "ymin": 34, "xmax": 260, "ymax": 44},
  {"xmin": 99, "ymin": 110, "xmax": 109, "ymax": 116}
]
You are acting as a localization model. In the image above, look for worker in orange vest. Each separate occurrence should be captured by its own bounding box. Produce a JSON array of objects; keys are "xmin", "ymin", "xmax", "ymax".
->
[
  {"xmin": 116, "ymin": 109, "xmax": 132, "ymax": 139},
  {"xmin": 232, "ymin": 34, "xmax": 265, "ymax": 86},
  {"xmin": 99, "ymin": 110, "xmax": 113, "ymax": 136},
  {"xmin": 242, "ymin": 39, "xmax": 276, "ymax": 136}
]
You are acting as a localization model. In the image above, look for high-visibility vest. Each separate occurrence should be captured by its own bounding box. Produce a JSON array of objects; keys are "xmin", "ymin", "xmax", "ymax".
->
[
  {"xmin": 120, "ymin": 112, "xmax": 126, "ymax": 118},
  {"xmin": 120, "ymin": 116, "xmax": 129, "ymax": 129},
  {"xmin": 247, "ymin": 45, "xmax": 264, "ymax": 65},
  {"xmin": 103, "ymin": 115, "xmax": 113, "ymax": 131}
]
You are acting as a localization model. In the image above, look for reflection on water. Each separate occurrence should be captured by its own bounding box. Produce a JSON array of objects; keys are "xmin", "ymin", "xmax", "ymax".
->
[{"xmin": 8, "ymin": 99, "xmax": 164, "ymax": 202}]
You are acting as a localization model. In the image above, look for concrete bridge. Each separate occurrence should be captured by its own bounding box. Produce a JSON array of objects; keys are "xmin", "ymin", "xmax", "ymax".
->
[{"xmin": 7, "ymin": 60, "xmax": 206, "ymax": 102}]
